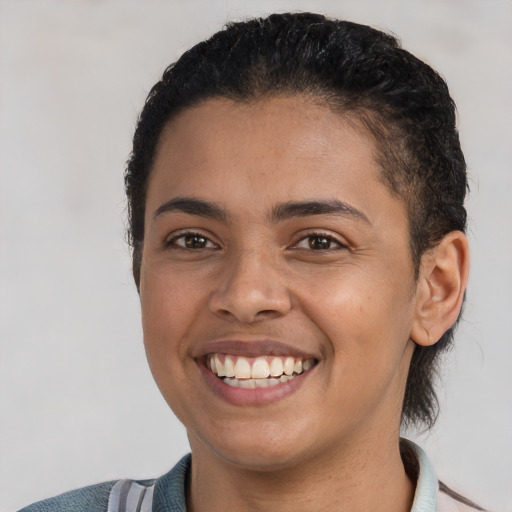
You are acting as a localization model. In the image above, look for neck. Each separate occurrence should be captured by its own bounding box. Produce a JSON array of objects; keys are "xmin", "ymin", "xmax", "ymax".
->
[{"xmin": 187, "ymin": 430, "xmax": 415, "ymax": 512}]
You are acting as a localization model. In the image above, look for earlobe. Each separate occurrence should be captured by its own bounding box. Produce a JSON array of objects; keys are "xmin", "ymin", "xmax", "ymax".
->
[{"xmin": 410, "ymin": 231, "xmax": 470, "ymax": 347}]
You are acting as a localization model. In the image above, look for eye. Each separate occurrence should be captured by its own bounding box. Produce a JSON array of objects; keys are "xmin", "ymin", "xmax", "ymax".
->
[
  {"xmin": 293, "ymin": 233, "xmax": 345, "ymax": 251},
  {"xmin": 167, "ymin": 232, "xmax": 219, "ymax": 250}
]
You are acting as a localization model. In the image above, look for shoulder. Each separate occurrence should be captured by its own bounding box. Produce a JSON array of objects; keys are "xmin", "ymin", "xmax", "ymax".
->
[
  {"xmin": 17, "ymin": 455, "xmax": 191, "ymax": 512},
  {"xmin": 17, "ymin": 481, "xmax": 116, "ymax": 512}
]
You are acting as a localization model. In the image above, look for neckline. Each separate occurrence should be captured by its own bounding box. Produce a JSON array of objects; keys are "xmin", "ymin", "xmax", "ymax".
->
[{"xmin": 153, "ymin": 438, "xmax": 439, "ymax": 511}]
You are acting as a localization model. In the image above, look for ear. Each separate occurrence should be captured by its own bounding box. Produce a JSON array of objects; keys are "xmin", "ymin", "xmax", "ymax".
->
[{"xmin": 410, "ymin": 231, "xmax": 470, "ymax": 347}]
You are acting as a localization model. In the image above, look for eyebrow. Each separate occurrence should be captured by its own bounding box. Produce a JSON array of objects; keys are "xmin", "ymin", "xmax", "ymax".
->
[
  {"xmin": 153, "ymin": 197, "xmax": 369, "ymax": 224},
  {"xmin": 153, "ymin": 197, "xmax": 227, "ymax": 222},
  {"xmin": 270, "ymin": 200, "xmax": 370, "ymax": 224}
]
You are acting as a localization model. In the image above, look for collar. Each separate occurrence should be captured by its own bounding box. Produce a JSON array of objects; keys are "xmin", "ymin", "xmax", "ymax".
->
[
  {"xmin": 152, "ymin": 439, "xmax": 438, "ymax": 511},
  {"xmin": 402, "ymin": 439, "xmax": 439, "ymax": 512}
]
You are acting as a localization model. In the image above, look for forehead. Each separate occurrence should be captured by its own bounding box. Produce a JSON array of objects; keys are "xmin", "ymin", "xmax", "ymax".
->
[{"xmin": 146, "ymin": 95, "xmax": 405, "ymax": 226}]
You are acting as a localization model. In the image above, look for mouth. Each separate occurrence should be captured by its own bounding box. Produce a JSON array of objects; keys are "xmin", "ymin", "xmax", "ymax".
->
[{"xmin": 207, "ymin": 354, "xmax": 316, "ymax": 389}]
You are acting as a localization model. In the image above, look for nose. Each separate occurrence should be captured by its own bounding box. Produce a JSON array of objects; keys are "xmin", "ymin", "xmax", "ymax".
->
[{"xmin": 208, "ymin": 251, "xmax": 292, "ymax": 324}]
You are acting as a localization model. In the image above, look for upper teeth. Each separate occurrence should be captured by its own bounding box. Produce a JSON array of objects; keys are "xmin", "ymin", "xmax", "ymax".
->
[{"xmin": 208, "ymin": 354, "xmax": 314, "ymax": 380}]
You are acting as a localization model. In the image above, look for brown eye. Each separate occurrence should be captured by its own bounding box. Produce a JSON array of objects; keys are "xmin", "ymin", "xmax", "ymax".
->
[
  {"xmin": 308, "ymin": 235, "xmax": 333, "ymax": 250},
  {"xmin": 168, "ymin": 232, "xmax": 218, "ymax": 250},
  {"xmin": 184, "ymin": 234, "xmax": 208, "ymax": 248},
  {"xmin": 293, "ymin": 233, "xmax": 345, "ymax": 251}
]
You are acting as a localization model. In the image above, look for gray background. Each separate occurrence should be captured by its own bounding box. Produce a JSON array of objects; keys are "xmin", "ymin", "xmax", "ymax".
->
[{"xmin": 0, "ymin": 0, "xmax": 510, "ymax": 510}]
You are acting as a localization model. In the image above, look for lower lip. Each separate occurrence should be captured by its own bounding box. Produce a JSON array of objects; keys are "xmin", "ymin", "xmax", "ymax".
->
[{"xmin": 198, "ymin": 362, "xmax": 314, "ymax": 406}]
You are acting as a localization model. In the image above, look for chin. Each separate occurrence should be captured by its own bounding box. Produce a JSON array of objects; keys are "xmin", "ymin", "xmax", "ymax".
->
[
  {"xmin": 188, "ymin": 418, "xmax": 326, "ymax": 472},
  {"xmin": 215, "ymin": 445, "xmax": 306, "ymax": 473}
]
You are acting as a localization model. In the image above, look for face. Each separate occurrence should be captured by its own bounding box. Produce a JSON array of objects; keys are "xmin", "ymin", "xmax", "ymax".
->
[{"xmin": 140, "ymin": 96, "xmax": 419, "ymax": 471}]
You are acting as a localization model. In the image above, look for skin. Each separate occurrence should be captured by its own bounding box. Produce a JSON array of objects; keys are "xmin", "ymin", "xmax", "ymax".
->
[{"xmin": 139, "ymin": 96, "xmax": 469, "ymax": 512}]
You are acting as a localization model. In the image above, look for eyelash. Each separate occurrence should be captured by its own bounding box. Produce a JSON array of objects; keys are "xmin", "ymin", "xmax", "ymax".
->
[
  {"xmin": 165, "ymin": 231, "xmax": 346, "ymax": 252},
  {"xmin": 166, "ymin": 232, "xmax": 219, "ymax": 250},
  {"xmin": 292, "ymin": 232, "xmax": 347, "ymax": 251}
]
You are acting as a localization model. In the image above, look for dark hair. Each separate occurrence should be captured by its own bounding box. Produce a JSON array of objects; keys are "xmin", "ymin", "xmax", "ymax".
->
[{"xmin": 125, "ymin": 12, "xmax": 467, "ymax": 429}]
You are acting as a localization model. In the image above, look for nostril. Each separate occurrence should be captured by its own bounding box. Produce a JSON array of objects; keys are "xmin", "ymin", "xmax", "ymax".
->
[
  {"xmin": 208, "ymin": 276, "xmax": 292, "ymax": 323},
  {"xmin": 214, "ymin": 307, "xmax": 285, "ymax": 324}
]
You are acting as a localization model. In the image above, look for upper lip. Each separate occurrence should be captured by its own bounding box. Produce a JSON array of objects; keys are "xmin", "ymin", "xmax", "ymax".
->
[{"xmin": 193, "ymin": 339, "xmax": 319, "ymax": 360}]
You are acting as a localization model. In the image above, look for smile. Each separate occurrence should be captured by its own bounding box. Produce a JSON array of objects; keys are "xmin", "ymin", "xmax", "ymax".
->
[{"xmin": 207, "ymin": 354, "xmax": 315, "ymax": 389}]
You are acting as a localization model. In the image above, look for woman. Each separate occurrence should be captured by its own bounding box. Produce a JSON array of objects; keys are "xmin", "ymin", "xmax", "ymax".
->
[{"xmin": 20, "ymin": 12, "xmax": 484, "ymax": 512}]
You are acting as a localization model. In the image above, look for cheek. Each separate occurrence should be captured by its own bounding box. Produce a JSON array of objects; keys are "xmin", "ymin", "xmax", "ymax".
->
[
  {"xmin": 300, "ymin": 274, "xmax": 415, "ymax": 419},
  {"xmin": 141, "ymin": 261, "xmax": 202, "ymax": 322},
  {"xmin": 139, "ymin": 268, "xmax": 205, "ymax": 419},
  {"xmin": 297, "ymin": 266, "xmax": 414, "ymax": 359},
  {"xmin": 140, "ymin": 266, "xmax": 203, "ymax": 368}
]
